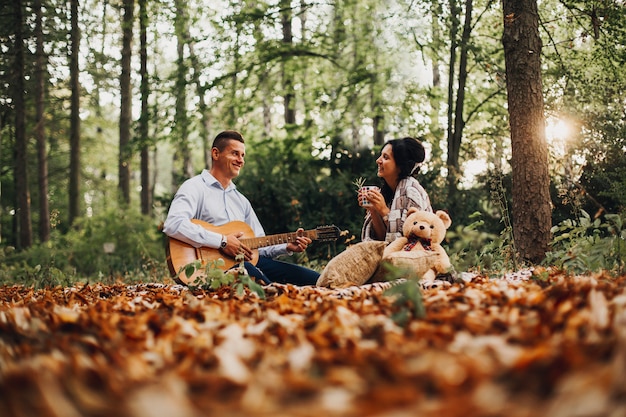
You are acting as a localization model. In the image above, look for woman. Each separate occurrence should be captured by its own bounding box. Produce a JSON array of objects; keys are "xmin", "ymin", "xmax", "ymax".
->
[{"xmin": 360, "ymin": 137, "xmax": 432, "ymax": 242}]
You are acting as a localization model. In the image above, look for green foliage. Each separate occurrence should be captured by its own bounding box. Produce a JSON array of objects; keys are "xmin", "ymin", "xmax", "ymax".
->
[
  {"xmin": 0, "ymin": 209, "xmax": 167, "ymax": 285},
  {"xmin": 544, "ymin": 211, "xmax": 625, "ymax": 275},
  {"xmin": 445, "ymin": 171, "xmax": 520, "ymax": 274},
  {"xmin": 2, "ymin": 0, "xmax": 625, "ymax": 289},
  {"xmin": 352, "ymin": 176, "xmax": 367, "ymax": 190},
  {"xmin": 182, "ymin": 258, "xmax": 228, "ymax": 289},
  {"xmin": 578, "ymin": 138, "xmax": 626, "ymax": 216},
  {"xmin": 0, "ymin": 259, "xmax": 71, "ymax": 289},
  {"xmin": 62, "ymin": 209, "xmax": 166, "ymax": 277},
  {"xmin": 182, "ymin": 255, "xmax": 265, "ymax": 299},
  {"xmin": 237, "ymin": 135, "xmax": 380, "ymax": 262},
  {"xmin": 446, "ymin": 212, "xmax": 514, "ymax": 274},
  {"xmin": 382, "ymin": 265, "xmax": 426, "ymax": 326}
]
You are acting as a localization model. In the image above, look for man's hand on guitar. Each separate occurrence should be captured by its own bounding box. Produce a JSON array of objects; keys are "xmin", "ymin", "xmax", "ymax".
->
[
  {"xmin": 166, "ymin": 220, "xmax": 340, "ymax": 283},
  {"xmin": 222, "ymin": 232, "xmax": 253, "ymax": 261},
  {"xmin": 286, "ymin": 228, "xmax": 311, "ymax": 253}
]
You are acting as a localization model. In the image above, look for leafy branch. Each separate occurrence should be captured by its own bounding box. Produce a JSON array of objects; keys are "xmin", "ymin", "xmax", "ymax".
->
[
  {"xmin": 352, "ymin": 176, "xmax": 367, "ymax": 191},
  {"xmin": 179, "ymin": 254, "xmax": 266, "ymax": 299}
]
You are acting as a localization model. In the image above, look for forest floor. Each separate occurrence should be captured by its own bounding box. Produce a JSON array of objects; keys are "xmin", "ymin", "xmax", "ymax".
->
[{"xmin": 1, "ymin": 269, "xmax": 625, "ymax": 417}]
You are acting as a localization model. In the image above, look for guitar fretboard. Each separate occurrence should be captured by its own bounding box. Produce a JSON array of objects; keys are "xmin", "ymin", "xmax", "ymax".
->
[{"xmin": 241, "ymin": 230, "xmax": 319, "ymax": 249}]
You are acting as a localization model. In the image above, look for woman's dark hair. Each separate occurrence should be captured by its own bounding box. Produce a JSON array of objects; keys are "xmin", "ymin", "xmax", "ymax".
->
[{"xmin": 379, "ymin": 136, "xmax": 426, "ymax": 203}]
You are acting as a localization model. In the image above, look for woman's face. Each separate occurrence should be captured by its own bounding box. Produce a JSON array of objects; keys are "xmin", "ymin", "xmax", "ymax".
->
[{"xmin": 376, "ymin": 144, "xmax": 400, "ymax": 187}]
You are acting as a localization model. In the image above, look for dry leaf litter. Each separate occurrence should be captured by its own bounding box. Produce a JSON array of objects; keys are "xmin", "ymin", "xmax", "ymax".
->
[{"xmin": 1, "ymin": 269, "xmax": 625, "ymax": 417}]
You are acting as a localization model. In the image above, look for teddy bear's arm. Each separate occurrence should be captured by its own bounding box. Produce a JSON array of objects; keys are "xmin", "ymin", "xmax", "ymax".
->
[
  {"xmin": 432, "ymin": 246, "xmax": 451, "ymax": 273},
  {"xmin": 383, "ymin": 238, "xmax": 408, "ymax": 258}
]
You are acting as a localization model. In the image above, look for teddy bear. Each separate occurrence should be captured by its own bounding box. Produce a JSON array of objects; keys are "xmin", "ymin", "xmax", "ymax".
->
[{"xmin": 380, "ymin": 207, "xmax": 452, "ymax": 283}]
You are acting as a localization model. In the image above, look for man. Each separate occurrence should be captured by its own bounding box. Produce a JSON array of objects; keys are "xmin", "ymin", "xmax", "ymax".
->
[{"xmin": 163, "ymin": 130, "xmax": 319, "ymax": 286}]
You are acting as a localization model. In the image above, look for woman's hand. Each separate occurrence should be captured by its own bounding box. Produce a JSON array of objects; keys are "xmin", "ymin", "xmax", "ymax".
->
[
  {"xmin": 286, "ymin": 228, "xmax": 312, "ymax": 253},
  {"xmin": 363, "ymin": 188, "xmax": 387, "ymax": 216}
]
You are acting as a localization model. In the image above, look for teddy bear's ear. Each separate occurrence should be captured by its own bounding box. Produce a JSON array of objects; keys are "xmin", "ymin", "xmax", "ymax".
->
[{"xmin": 436, "ymin": 210, "xmax": 452, "ymax": 229}]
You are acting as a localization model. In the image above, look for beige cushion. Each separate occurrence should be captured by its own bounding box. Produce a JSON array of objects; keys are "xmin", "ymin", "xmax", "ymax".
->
[
  {"xmin": 316, "ymin": 241, "xmax": 386, "ymax": 289},
  {"xmin": 379, "ymin": 250, "xmax": 441, "ymax": 282}
]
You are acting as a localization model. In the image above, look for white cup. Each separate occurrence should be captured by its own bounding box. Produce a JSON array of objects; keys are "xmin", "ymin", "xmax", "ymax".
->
[{"xmin": 359, "ymin": 186, "xmax": 379, "ymax": 207}]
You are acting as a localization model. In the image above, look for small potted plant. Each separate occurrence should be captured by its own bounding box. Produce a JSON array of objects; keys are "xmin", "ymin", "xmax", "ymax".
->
[{"xmin": 353, "ymin": 177, "xmax": 378, "ymax": 207}]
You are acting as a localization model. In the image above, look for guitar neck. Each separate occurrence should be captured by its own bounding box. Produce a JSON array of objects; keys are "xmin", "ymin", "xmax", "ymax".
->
[
  {"xmin": 241, "ymin": 229, "xmax": 318, "ymax": 249},
  {"xmin": 167, "ymin": 220, "xmax": 340, "ymax": 284}
]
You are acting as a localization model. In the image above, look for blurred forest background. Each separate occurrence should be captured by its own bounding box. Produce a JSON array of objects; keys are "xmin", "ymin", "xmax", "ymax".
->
[{"xmin": 0, "ymin": 0, "xmax": 624, "ymax": 283}]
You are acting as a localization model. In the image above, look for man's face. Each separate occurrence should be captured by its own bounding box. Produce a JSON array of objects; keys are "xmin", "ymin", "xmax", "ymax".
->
[{"xmin": 215, "ymin": 140, "xmax": 245, "ymax": 179}]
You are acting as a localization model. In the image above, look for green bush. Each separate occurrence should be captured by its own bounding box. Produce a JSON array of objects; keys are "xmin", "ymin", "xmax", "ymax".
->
[
  {"xmin": 0, "ymin": 209, "xmax": 168, "ymax": 285},
  {"xmin": 237, "ymin": 136, "xmax": 379, "ymax": 262},
  {"xmin": 544, "ymin": 210, "xmax": 625, "ymax": 275},
  {"xmin": 445, "ymin": 211, "xmax": 516, "ymax": 274}
]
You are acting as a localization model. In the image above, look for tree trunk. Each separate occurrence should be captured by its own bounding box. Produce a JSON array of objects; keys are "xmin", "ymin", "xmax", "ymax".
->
[
  {"xmin": 502, "ymin": 0, "xmax": 552, "ymax": 263},
  {"xmin": 427, "ymin": 0, "xmax": 445, "ymax": 161},
  {"xmin": 226, "ymin": 21, "xmax": 241, "ymax": 129},
  {"xmin": 445, "ymin": 0, "xmax": 459, "ymax": 199},
  {"xmin": 371, "ymin": 58, "xmax": 384, "ymax": 147},
  {"xmin": 299, "ymin": 0, "xmax": 314, "ymax": 133},
  {"xmin": 250, "ymin": 10, "xmax": 272, "ymax": 139},
  {"xmin": 372, "ymin": 119, "xmax": 384, "ymax": 147},
  {"xmin": 188, "ymin": 32, "xmax": 211, "ymax": 168},
  {"xmin": 13, "ymin": 0, "xmax": 32, "ymax": 249},
  {"xmin": 0, "ymin": 114, "xmax": 3, "ymax": 243},
  {"xmin": 173, "ymin": 0, "xmax": 192, "ymax": 179},
  {"xmin": 69, "ymin": 0, "xmax": 81, "ymax": 226},
  {"xmin": 138, "ymin": 0, "xmax": 151, "ymax": 215},
  {"xmin": 281, "ymin": 0, "xmax": 296, "ymax": 126},
  {"xmin": 448, "ymin": 0, "xmax": 473, "ymax": 204},
  {"xmin": 34, "ymin": 0, "xmax": 50, "ymax": 242},
  {"xmin": 119, "ymin": 0, "xmax": 134, "ymax": 205}
]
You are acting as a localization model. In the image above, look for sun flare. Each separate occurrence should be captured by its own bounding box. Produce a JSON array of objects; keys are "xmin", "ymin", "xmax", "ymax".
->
[
  {"xmin": 545, "ymin": 118, "xmax": 571, "ymax": 142},
  {"xmin": 545, "ymin": 117, "xmax": 574, "ymax": 157}
]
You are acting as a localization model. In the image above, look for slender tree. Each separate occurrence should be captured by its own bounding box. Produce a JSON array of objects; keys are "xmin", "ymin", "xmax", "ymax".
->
[
  {"xmin": 13, "ymin": 0, "xmax": 33, "ymax": 249},
  {"xmin": 445, "ymin": 0, "xmax": 460, "ymax": 194},
  {"xmin": 172, "ymin": 0, "xmax": 192, "ymax": 181},
  {"xmin": 0, "ymin": 114, "xmax": 3, "ymax": 244},
  {"xmin": 280, "ymin": 0, "xmax": 296, "ymax": 126},
  {"xmin": 181, "ymin": 2, "xmax": 212, "ymax": 170},
  {"xmin": 34, "ymin": 0, "xmax": 50, "ymax": 241},
  {"xmin": 224, "ymin": 1, "xmax": 242, "ymax": 129},
  {"xmin": 370, "ymin": 62, "xmax": 385, "ymax": 146},
  {"xmin": 249, "ymin": 4, "xmax": 272, "ymax": 139},
  {"xmin": 298, "ymin": 0, "xmax": 315, "ymax": 136},
  {"xmin": 119, "ymin": 0, "xmax": 134, "ymax": 205},
  {"xmin": 502, "ymin": 0, "xmax": 551, "ymax": 263},
  {"xmin": 138, "ymin": 0, "xmax": 151, "ymax": 215},
  {"xmin": 69, "ymin": 0, "xmax": 81, "ymax": 225},
  {"xmin": 447, "ymin": 0, "xmax": 473, "ymax": 204},
  {"xmin": 188, "ymin": 43, "xmax": 212, "ymax": 169},
  {"xmin": 425, "ymin": 1, "xmax": 446, "ymax": 156}
]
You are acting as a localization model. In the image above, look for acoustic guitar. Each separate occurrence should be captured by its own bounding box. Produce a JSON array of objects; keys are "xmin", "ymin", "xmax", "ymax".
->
[{"xmin": 166, "ymin": 219, "xmax": 341, "ymax": 285}]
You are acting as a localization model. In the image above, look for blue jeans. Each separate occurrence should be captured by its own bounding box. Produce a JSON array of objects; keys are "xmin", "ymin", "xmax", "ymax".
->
[{"xmin": 244, "ymin": 257, "xmax": 319, "ymax": 286}]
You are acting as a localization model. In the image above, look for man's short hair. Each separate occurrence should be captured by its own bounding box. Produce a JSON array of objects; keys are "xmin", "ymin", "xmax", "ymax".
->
[{"xmin": 212, "ymin": 130, "xmax": 245, "ymax": 151}]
